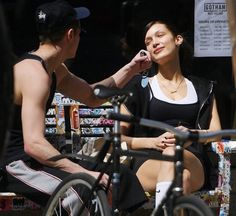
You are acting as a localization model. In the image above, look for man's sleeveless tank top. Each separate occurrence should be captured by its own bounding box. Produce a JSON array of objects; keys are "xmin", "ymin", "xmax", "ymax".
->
[{"xmin": 3, "ymin": 53, "xmax": 57, "ymax": 164}]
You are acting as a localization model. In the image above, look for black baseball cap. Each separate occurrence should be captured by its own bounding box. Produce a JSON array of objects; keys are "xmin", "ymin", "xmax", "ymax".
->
[{"xmin": 35, "ymin": 0, "xmax": 90, "ymax": 36}]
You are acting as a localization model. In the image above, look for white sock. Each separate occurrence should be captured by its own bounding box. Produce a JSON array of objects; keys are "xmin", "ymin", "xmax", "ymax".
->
[{"xmin": 155, "ymin": 181, "xmax": 172, "ymax": 208}]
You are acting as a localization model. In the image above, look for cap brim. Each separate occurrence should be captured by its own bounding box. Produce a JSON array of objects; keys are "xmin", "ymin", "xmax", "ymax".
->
[{"xmin": 74, "ymin": 7, "xmax": 90, "ymax": 20}]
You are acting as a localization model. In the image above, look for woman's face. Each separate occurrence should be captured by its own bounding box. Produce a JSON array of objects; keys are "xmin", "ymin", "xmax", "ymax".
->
[{"xmin": 144, "ymin": 23, "xmax": 182, "ymax": 65}]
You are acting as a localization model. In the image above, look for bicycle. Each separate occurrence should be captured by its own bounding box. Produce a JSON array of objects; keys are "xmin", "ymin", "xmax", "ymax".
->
[{"xmin": 43, "ymin": 85, "xmax": 236, "ymax": 216}]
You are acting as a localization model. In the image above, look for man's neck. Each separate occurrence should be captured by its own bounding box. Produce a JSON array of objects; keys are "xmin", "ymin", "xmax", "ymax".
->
[{"xmin": 32, "ymin": 44, "xmax": 64, "ymax": 73}]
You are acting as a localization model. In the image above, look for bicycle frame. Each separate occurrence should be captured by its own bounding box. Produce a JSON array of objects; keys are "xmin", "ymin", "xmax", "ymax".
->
[
  {"xmin": 109, "ymin": 95, "xmax": 124, "ymax": 214},
  {"xmin": 106, "ymin": 113, "xmax": 236, "ymax": 216},
  {"xmin": 106, "ymin": 96, "xmax": 185, "ymax": 216},
  {"xmin": 93, "ymin": 84, "xmax": 236, "ymax": 216}
]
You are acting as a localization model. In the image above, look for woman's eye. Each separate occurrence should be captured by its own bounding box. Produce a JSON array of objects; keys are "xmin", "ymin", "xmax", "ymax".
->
[
  {"xmin": 145, "ymin": 40, "xmax": 151, "ymax": 46},
  {"xmin": 157, "ymin": 33, "xmax": 164, "ymax": 37}
]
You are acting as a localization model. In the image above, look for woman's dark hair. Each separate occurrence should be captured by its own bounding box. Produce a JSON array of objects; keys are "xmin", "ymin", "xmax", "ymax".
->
[{"xmin": 144, "ymin": 20, "xmax": 193, "ymax": 76}]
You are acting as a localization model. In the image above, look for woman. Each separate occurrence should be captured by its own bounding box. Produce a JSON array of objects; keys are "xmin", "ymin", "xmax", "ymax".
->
[{"xmin": 120, "ymin": 20, "xmax": 221, "ymax": 208}]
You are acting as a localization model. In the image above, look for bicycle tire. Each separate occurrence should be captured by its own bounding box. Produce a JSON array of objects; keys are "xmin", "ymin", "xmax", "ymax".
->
[
  {"xmin": 163, "ymin": 195, "xmax": 214, "ymax": 216},
  {"xmin": 43, "ymin": 172, "xmax": 111, "ymax": 216}
]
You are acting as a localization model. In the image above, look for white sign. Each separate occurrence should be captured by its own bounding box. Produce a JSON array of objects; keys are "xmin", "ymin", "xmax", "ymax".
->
[{"xmin": 194, "ymin": 0, "xmax": 232, "ymax": 57}]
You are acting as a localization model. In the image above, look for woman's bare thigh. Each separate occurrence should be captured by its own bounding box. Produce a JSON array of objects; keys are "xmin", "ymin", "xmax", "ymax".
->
[
  {"xmin": 136, "ymin": 159, "xmax": 162, "ymax": 193},
  {"xmin": 183, "ymin": 150, "xmax": 204, "ymax": 191}
]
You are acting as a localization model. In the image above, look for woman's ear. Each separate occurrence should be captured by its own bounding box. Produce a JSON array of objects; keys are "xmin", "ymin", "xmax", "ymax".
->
[{"xmin": 175, "ymin": 35, "xmax": 183, "ymax": 46}]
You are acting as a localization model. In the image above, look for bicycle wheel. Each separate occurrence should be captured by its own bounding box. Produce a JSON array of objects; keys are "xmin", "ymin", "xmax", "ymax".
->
[
  {"xmin": 43, "ymin": 172, "xmax": 111, "ymax": 216},
  {"xmin": 163, "ymin": 195, "xmax": 214, "ymax": 216}
]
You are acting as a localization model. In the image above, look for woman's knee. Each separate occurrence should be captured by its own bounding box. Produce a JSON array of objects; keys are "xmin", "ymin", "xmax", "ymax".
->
[
  {"xmin": 159, "ymin": 147, "xmax": 175, "ymax": 170},
  {"xmin": 155, "ymin": 148, "xmax": 175, "ymax": 182}
]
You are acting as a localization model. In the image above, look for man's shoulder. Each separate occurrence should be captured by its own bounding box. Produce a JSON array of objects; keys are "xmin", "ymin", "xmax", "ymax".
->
[{"xmin": 14, "ymin": 59, "xmax": 46, "ymax": 76}]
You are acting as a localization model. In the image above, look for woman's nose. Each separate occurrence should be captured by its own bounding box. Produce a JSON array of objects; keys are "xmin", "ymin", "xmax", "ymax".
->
[{"xmin": 152, "ymin": 39, "xmax": 159, "ymax": 47}]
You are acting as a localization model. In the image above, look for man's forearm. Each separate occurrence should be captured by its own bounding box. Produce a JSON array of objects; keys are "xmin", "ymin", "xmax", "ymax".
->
[
  {"xmin": 92, "ymin": 63, "xmax": 136, "ymax": 89},
  {"xmin": 26, "ymin": 140, "xmax": 84, "ymax": 173}
]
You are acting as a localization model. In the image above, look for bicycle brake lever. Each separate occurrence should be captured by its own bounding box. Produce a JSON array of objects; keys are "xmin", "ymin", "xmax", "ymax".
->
[
  {"xmin": 94, "ymin": 85, "xmax": 133, "ymax": 100},
  {"xmin": 106, "ymin": 111, "xmax": 139, "ymax": 123}
]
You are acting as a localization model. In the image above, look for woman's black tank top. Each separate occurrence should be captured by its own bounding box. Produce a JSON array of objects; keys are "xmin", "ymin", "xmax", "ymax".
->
[{"xmin": 147, "ymin": 84, "xmax": 203, "ymax": 156}]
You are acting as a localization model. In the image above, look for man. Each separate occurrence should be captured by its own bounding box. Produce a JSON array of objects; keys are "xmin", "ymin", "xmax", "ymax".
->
[{"xmin": 1, "ymin": 0, "xmax": 151, "ymax": 213}]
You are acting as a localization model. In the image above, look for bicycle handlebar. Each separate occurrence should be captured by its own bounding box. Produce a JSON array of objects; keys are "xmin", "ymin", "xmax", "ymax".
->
[
  {"xmin": 95, "ymin": 85, "xmax": 236, "ymax": 142},
  {"xmin": 106, "ymin": 111, "xmax": 236, "ymax": 142},
  {"xmin": 94, "ymin": 85, "xmax": 133, "ymax": 99}
]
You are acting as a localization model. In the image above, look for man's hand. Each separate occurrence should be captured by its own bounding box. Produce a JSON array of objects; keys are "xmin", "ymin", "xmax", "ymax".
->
[
  {"xmin": 84, "ymin": 169, "xmax": 110, "ymax": 187},
  {"xmin": 128, "ymin": 50, "xmax": 152, "ymax": 74}
]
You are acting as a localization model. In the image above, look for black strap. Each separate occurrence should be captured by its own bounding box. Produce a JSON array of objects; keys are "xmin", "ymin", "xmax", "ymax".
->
[
  {"xmin": 148, "ymin": 82, "xmax": 154, "ymax": 98},
  {"xmin": 17, "ymin": 52, "xmax": 57, "ymax": 111},
  {"xmin": 17, "ymin": 52, "xmax": 48, "ymax": 73}
]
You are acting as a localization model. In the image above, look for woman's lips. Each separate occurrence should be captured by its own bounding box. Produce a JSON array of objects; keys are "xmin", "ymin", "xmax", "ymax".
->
[{"xmin": 154, "ymin": 47, "xmax": 163, "ymax": 54}]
